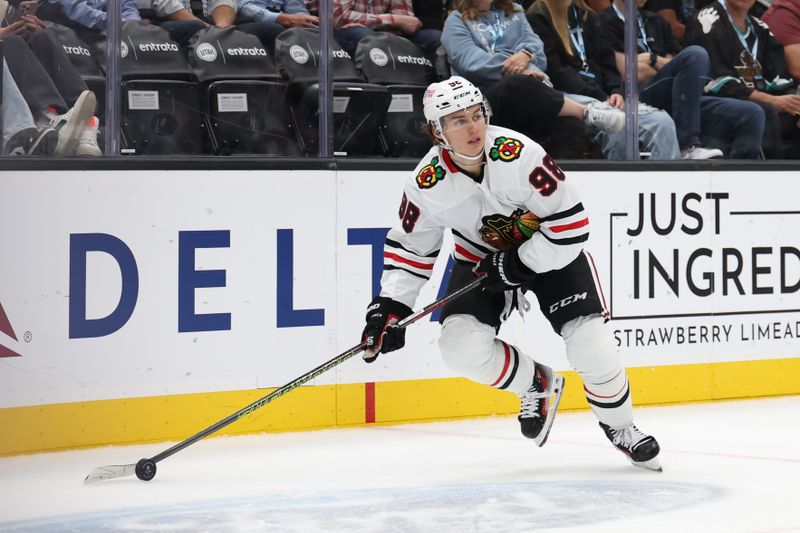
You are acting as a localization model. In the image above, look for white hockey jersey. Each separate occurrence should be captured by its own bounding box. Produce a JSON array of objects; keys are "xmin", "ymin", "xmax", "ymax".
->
[{"xmin": 380, "ymin": 125, "xmax": 590, "ymax": 308}]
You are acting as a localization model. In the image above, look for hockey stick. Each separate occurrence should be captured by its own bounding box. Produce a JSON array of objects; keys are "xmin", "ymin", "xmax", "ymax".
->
[{"xmin": 84, "ymin": 276, "xmax": 485, "ymax": 484}]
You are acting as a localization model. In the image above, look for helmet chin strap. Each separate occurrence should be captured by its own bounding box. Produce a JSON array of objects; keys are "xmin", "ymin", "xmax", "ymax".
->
[{"xmin": 438, "ymin": 131, "xmax": 486, "ymax": 163}]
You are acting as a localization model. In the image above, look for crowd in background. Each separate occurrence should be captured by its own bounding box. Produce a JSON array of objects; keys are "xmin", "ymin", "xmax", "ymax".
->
[{"xmin": 2, "ymin": 0, "xmax": 800, "ymax": 159}]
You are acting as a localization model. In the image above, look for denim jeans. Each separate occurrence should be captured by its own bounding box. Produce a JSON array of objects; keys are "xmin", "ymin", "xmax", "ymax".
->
[
  {"xmin": 566, "ymin": 93, "xmax": 680, "ymax": 160},
  {"xmin": 2, "ymin": 61, "xmax": 36, "ymax": 146},
  {"xmin": 334, "ymin": 27, "xmax": 441, "ymax": 56},
  {"xmin": 640, "ymin": 45, "xmax": 708, "ymax": 149},
  {"xmin": 699, "ymin": 96, "xmax": 765, "ymax": 159}
]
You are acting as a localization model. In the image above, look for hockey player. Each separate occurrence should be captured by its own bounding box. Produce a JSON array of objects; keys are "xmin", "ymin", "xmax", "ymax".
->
[{"xmin": 361, "ymin": 76, "xmax": 662, "ymax": 471}]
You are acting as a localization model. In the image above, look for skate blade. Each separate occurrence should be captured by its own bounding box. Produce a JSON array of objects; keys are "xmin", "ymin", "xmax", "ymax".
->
[
  {"xmin": 630, "ymin": 456, "xmax": 663, "ymax": 472},
  {"xmin": 534, "ymin": 374, "xmax": 565, "ymax": 448}
]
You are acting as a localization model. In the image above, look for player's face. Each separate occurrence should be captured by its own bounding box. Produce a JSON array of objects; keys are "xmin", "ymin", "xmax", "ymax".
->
[{"xmin": 440, "ymin": 105, "xmax": 487, "ymax": 158}]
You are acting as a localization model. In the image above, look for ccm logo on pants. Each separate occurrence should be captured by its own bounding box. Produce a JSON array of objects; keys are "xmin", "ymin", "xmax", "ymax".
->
[{"xmin": 549, "ymin": 292, "xmax": 588, "ymax": 314}]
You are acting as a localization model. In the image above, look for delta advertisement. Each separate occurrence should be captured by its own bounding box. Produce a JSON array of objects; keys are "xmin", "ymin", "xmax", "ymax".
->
[{"xmin": 1, "ymin": 169, "xmax": 798, "ymax": 409}]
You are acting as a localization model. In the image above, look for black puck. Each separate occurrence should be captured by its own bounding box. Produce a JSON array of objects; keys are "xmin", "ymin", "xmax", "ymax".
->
[{"xmin": 135, "ymin": 459, "xmax": 157, "ymax": 481}]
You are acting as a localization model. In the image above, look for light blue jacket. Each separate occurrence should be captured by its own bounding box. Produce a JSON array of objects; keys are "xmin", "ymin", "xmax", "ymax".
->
[
  {"xmin": 442, "ymin": 6, "xmax": 546, "ymax": 88},
  {"xmin": 238, "ymin": 0, "xmax": 309, "ymax": 23},
  {"xmin": 49, "ymin": 0, "xmax": 142, "ymax": 29}
]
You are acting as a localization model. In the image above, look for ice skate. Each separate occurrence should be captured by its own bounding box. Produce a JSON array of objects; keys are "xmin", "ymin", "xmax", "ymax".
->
[
  {"xmin": 518, "ymin": 363, "xmax": 565, "ymax": 447},
  {"xmin": 599, "ymin": 422, "xmax": 662, "ymax": 471}
]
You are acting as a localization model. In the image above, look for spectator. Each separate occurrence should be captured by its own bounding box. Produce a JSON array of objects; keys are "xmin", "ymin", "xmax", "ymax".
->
[
  {"xmin": 684, "ymin": 0, "xmax": 800, "ymax": 157},
  {"xmin": 442, "ymin": 0, "xmax": 626, "ymax": 158},
  {"xmin": 4, "ymin": 61, "xmax": 98, "ymax": 155},
  {"xmin": 529, "ymin": 0, "xmax": 680, "ymax": 159},
  {"xmin": 199, "ymin": 0, "xmax": 307, "ymax": 50},
  {"xmin": 200, "ymin": 0, "xmax": 238, "ymax": 26},
  {"xmin": 586, "ymin": 0, "xmax": 611, "ymax": 12},
  {"xmin": 412, "ymin": 0, "xmax": 449, "ymax": 32},
  {"xmin": 135, "ymin": 0, "xmax": 207, "ymax": 46},
  {"xmin": 762, "ymin": 0, "xmax": 800, "ymax": 81},
  {"xmin": 599, "ymin": 0, "xmax": 765, "ymax": 158},
  {"xmin": 643, "ymin": 0, "xmax": 714, "ymax": 38},
  {"xmin": 236, "ymin": 0, "xmax": 319, "ymax": 51},
  {"xmin": 41, "ymin": 0, "xmax": 142, "ymax": 30},
  {"xmin": 0, "ymin": 21, "xmax": 101, "ymax": 155},
  {"xmin": 332, "ymin": 0, "xmax": 441, "ymax": 56},
  {"xmin": 38, "ymin": 0, "xmax": 141, "ymax": 64}
]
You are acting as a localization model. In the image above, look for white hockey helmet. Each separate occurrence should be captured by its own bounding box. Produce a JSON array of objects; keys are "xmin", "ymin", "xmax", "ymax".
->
[{"xmin": 423, "ymin": 76, "xmax": 491, "ymax": 135}]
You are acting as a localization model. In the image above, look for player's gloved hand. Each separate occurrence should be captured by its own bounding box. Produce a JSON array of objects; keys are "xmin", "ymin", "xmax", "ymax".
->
[
  {"xmin": 473, "ymin": 247, "xmax": 537, "ymax": 292},
  {"xmin": 362, "ymin": 296, "xmax": 414, "ymax": 363}
]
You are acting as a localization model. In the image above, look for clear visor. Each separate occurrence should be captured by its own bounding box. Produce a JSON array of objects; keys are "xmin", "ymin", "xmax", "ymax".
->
[{"xmin": 435, "ymin": 104, "xmax": 490, "ymax": 136}]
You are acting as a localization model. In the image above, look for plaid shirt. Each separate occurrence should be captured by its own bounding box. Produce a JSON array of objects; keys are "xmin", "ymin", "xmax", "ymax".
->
[{"xmin": 332, "ymin": 0, "xmax": 415, "ymax": 29}]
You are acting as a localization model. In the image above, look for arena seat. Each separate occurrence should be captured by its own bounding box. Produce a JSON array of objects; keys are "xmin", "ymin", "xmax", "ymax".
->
[
  {"xmin": 187, "ymin": 26, "xmax": 300, "ymax": 156},
  {"xmin": 45, "ymin": 23, "xmax": 107, "ymax": 120},
  {"xmin": 354, "ymin": 32, "xmax": 438, "ymax": 158},
  {"xmin": 275, "ymin": 28, "xmax": 391, "ymax": 157},
  {"xmin": 119, "ymin": 21, "xmax": 206, "ymax": 155}
]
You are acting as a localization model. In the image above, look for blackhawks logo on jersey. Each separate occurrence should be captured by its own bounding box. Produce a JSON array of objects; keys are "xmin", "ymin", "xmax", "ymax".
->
[
  {"xmin": 489, "ymin": 136, "xmax": 524, "ymax": 162},
  {"xmin": 416, "ymin": 156, "xmax": 446, "ymax": 189},
  {"xmin": 479, "ymin": 209, "xmax": 540, "ymax": 250}
]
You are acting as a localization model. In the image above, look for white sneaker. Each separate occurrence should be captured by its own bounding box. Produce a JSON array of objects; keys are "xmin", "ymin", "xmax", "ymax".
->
[
  {"xmin": 47, "ymin": 90, "xmax": 96, "ymax": 156},
  {"xmin": 76, "ymin": 116, "xmax": 102, "ymax": 157},
  {"xmin": 680, "ymin": 145, "xmax": 723, "ymax": 159},
  {"xmin": 584, "ymin": 101, "xmax": 625, "ymax": 133}
]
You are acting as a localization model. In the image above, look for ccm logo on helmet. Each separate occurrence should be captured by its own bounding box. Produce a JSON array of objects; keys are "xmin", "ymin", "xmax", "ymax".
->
[{"xmin": 549, "ymin": 292, "xmax": 588, "ymax": 313}]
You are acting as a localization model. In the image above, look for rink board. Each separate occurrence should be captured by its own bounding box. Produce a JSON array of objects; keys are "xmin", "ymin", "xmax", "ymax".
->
[{"xmin": 1, "ymin": 169, "xmax": 799, "ymax": 454}]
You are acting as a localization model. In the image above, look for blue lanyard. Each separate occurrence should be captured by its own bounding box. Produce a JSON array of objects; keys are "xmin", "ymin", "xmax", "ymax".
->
[
  {"xmin": 612, "ymin": 3, "xmax": 651, "ymax": 52},
  {"xmin": 719, "ymin": 0, "xmax": 759, "ymax": 60},
  {"xmin": 471, "ymin": 13, "xmax": 505, "ymax": 53},
  {"xmin": 485, "ymin": 13, "xmax": 504, "ymax": 52},
  {"xmin": 568, "ymin": 6, "xmax": 589, "ymax": 71}
]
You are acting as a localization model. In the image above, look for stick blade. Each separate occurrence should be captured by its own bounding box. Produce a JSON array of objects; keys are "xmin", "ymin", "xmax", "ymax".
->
[{"xmin": 84, "ymin": 464, "xmax": 136, "ymax": 485}]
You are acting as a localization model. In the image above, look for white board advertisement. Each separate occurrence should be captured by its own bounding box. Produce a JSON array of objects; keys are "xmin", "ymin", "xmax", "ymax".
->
[{"xmin": 1, "ymin": 169, "xmax": 798, "ymax": 409}]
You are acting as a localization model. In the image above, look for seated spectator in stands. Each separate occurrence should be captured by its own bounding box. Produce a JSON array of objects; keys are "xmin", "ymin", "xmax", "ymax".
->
[
  {"xmin": 42, "ymin": 0, "xmax": 142, "ymax": 30},
  {"xmin": 762, "ymin": 0, "xmax": 800, "ymax": 81},
  {"xmin": 442, "ymin": 0, "xmax": 626, "ymax": 158},
  {"xmin": 643, "ymin": 0, "xmax": 713, "ymax": 39},
  {"xmin": 193, "ymin": 0, "xmax": 236, "ymax": 26},
  {"xmin": 3, "ymin": 61, "xmax": 98, "ymax": 155},
  {"xmin": 199, "ymin": 0, "xmax": 303, "ymax": 50},
  {"xmin": 600, "ymin": 0, "xmax": 765, "ymax": 158},
  {"xmin": 236, "ymin": 0, "xmax": 319, "ymax": 51},
  {"xmin": 586, "ymin": 0, "xmax": 610, "ymax": 12},
  {"xmin": 0, "ymin": 20, "xmax": 101, "ymax": 155},
  {"xmin": 332, "ymin": 0, "xmax": 441, "ymax": 56},
  {"xmin": 684, "ymin": 0, "xmax": 800, "ymax": 158},
  {"xmin": 136, "ymin": 0, "xmax": 207, "ymax": 46},
  {"xmin": 412, "ymin": 0, "xmax": 449, "ymax": 32},
  {"xmin": 529, "ymin": 0, "xmax": 680, "ymax": 159}
]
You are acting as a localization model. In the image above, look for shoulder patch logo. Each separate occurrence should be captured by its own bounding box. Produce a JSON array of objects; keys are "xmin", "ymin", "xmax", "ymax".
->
[
  {"xmin": 416, "ymin": 156, "xmax": 446, "ymax": 189},
  {"xmin": 489, "ymin": 136, "xmax": 524, "ymax": 162}
]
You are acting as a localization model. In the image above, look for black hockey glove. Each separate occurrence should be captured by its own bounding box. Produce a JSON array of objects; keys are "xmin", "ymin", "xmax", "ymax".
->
[
  {"xmin": 473, "ymin": 247, "xmax": 537, "ymax": 292},
  {"xmin": 362, "ymin": 296, "xmax": 414, "ymax": 363}
]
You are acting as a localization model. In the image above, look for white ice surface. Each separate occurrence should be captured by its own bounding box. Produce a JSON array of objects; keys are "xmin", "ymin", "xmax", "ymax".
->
[{"xmin": 1, "ymin": 396, "xmax": 798, "ymax": 532}]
